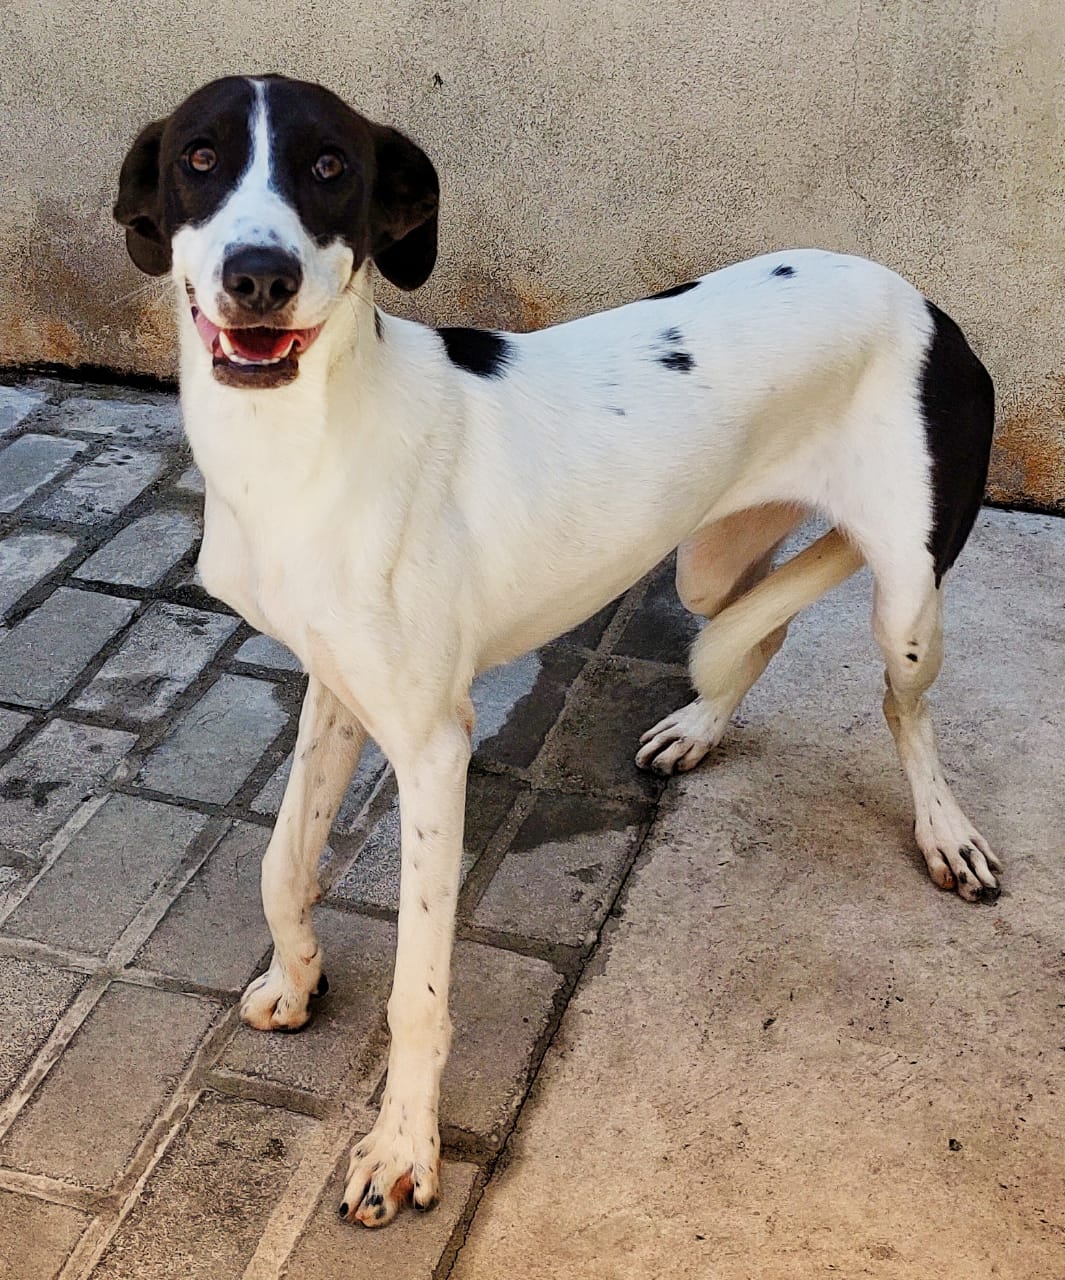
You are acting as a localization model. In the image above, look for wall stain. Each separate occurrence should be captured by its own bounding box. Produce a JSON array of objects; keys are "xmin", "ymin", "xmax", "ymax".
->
[
  {"xmin": 987, "ymin": 373, "xmax": 1065, "ymax": 513},
  {"xmin": 453, "ymin": 269, "xmax": 564, "ymax": 333}
]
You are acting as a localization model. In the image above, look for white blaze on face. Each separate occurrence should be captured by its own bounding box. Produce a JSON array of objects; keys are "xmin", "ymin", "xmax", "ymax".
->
[{"xmin": 170, "ymin": 78, "xmax": 355, "ymax": 331}]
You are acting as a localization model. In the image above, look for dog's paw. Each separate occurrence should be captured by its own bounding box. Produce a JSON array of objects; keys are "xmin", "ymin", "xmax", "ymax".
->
[
  {"xmin": 915, "ymin": 788, "xmax": 1002, "ymax": 903},
  {"xmin": 339, "ymin": 1121, "xmax": 441, "ymax": 1228},
  {"xmin": 239, "ymin": 955, "xmax": 328, "ymax": 1032},
  {"xmin": 635, "ymin": 696, "xmax": 726, "ymax": 775}
]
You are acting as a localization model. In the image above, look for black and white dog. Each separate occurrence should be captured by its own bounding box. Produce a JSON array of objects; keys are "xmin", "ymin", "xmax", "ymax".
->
[{"xmin": 115, "ymin": 74, "xmax": 999, "ymax": 1227}]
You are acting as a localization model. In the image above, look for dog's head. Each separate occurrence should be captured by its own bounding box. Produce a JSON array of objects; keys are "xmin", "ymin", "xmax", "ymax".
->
[{"xmin": 114, "ymin": 75, "xmax": 438, "ymax": 388}]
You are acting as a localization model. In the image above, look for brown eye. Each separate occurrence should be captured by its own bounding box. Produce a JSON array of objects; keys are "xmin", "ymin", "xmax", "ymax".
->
[
  {"xmin": 185, "ymin": 144, "xmax": 217, "ymax": 174},
  {"xmin": 313, "ymin": 152, "xmax": 345, "ymax": 181}
]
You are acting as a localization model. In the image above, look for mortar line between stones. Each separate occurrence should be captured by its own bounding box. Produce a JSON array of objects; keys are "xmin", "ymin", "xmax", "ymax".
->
[{"xmin": 0, "ymin": 1166, "xmax": 106, "ymax": 1213}]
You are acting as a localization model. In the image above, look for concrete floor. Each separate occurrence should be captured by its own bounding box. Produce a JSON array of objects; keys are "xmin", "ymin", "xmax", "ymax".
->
[{"xmin": 452, "ymin": 508, "xmax": 1065, "ymax": 1280}]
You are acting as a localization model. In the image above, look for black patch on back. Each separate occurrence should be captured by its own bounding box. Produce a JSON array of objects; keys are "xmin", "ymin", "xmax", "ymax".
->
[
  {"xmin": 772, "ymin": 264, "xmax": 795, "ymax": 278},
  {"xmin": 655, "ymin": 326, "xmax": 695, "ymax": 374},
  {"xmin": 919, "ymin": 300, "xmax": 995, "ymax": 584},
  {"xmin": 659, "ymin": 350, "xmax": 694, "ymax": 373},
  {"xmin": 646, "ymin": 280, "xmax": 698, "ymax": 300},
  {"xmin": 437, "ymin": 327, "xmax": 512, "ymax": 378}
]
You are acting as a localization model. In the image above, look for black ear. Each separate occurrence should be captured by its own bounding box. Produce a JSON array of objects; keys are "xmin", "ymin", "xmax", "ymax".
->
[
  {"xmin": 114, "ymin": 119, "xmax": 171, "ymax": 276},
  {"xmin": 369, "ymin": 124, "xmax": 439, "ymax": 291}
]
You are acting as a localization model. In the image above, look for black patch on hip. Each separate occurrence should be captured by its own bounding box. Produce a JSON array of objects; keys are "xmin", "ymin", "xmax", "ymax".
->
[
  {"xmin": 645, "ymin": 280, "xmax": 698, "ymax": 300},
  {"xmin": 771, "ymin": 264, "xmax": 795, "ymax": 278},
  {"xmin": 437, "ymin": 327, "xmax": 512, "ymax": 378},
  {"xmin": 919, "ymin": 300, "xmax": 995, "ymax": 584}
]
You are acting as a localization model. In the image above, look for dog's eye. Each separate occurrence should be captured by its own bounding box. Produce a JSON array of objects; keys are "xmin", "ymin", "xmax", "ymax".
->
[
  {"xmin": 184, "ymin": 144, "xmax": 217, "ymax": 174},
  {"xmin": 313, "ymin": 152, "xmax": 345, "ymax": 182}
]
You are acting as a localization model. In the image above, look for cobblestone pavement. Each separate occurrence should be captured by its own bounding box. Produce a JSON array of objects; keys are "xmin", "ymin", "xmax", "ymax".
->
[{"xmin": 0, "ymin": 377, "xmax": 702, "ymax": 1279}]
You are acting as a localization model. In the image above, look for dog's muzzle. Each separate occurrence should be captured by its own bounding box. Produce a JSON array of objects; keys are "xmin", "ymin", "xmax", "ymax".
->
[{"xmin": 188, "ymin": 287, "xmax": 324, "ymax": 390}]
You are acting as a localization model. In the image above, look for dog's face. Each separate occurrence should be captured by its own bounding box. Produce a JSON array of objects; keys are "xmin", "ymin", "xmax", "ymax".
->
[{"xmin": 115, "ymin": 76, "xmax": 439, "ymax": 388}]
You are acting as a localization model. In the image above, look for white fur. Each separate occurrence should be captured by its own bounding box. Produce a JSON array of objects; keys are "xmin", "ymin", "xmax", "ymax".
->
[{"xmin": 169, "ymin": 83, "xmax": 997, "ymax": 1228}]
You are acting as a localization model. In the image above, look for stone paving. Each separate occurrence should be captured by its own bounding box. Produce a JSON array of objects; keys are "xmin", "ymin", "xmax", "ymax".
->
[{"xmin": 0, "ymin": 377, "xmax": 701, "ymax": 1279}]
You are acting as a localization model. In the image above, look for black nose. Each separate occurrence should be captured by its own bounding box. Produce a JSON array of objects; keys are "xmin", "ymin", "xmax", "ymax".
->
[{"xmin": 221, "ymin": 247, "xmax": 302, "ymax": 314}]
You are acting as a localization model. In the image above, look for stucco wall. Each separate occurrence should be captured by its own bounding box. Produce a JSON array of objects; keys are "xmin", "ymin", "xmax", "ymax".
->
[{"xmin": 1, "ymin": 1, "xmax": 1063, "ymax": 509}]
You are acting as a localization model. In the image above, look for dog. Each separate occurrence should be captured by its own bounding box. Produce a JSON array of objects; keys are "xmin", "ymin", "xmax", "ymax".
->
[{"xmin": 114, "ymin": 73, "xmax": 999, "ymax": 1227}]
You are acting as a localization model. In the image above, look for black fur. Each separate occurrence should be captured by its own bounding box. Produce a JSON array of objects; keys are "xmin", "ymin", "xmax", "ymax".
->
[
  {"xmin": 772, "ymin": 264, "xmax": 795, "ymax": 278},
  {"xmin": 437, "ymin": 328, "xmax": 512, "ymax": 378},
  {"xmin": 646, "ymin": 281, "xmax": 698, "ymax": 300},
  {"xmin": 656, "ymin": 327, "xmax": 695, "ymax": 373},
  {"xmin": 919, "ymin": 301, "xmax": 995, "ymax": 585}
]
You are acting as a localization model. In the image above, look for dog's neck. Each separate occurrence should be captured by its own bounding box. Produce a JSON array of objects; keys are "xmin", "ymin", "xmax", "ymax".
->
[{"xmin": 176, "ymin": 262, "xmax": 448, "ymax": 522}]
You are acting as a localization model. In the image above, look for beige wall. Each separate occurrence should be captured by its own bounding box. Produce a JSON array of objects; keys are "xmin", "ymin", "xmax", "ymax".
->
[{"xmin": 1, "ymin": 1, "xmax": 1063, "ymax": 509}]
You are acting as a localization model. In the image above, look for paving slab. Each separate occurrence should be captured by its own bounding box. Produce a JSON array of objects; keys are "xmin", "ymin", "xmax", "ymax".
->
[
  {"xmin": 537, "ymin": 658, "xmax": 691, "ymax": 799},
  {"xmin": 0, "ymin": 720, "xmax": 136, "ymax": 859},
  {"xmin": 0, "ymin": 957, "xmax": 85, "ymax": 1100},
  {"xmin": 135, "ymin": 674, "xmax": 288, "ymax": 803},
  {"xmin": 0, "ymin": 1191, "xmax": 89, "ymax": 1280},
  {"xmin": 0, "ymin": 708, "xmax": 30, "ymax": 752},
  {"xmin": 233, "ymin": 632, "xmax": 302, "ymax": 671},
  {"xmin": 451, "ymin": 507, "xmax": 1065, "ymax": 1280},
  {"xmin": 0, "ymin": 530, "xmax": 77, "ymax": 616},
  {"xmin": 473, "ymin": 790, "xmax": 650, "ymax": 946},
  {"xmin": 91, "ymin": 1091, "xmax": 316, "ymax": 1280},
  {"xmin": 0, "ymin": 587, "xmax": 137, "ymax": 708},
  {"xmin": 610, "ymin": 551, "xmax": 699, "ymax": 664},
  {"xmin": 285, "ymin": 1154, "xmax": 479, "ymax": 1279},
  {"xmin": 0, "ymin": 435, "xmax": 86, "ymax": 514},
  {"xmin": 174, "ymin": 464, "xmax": 204, "ymax": 494},
  {"xmin": 0, "ymin": 983, "xmax": 219, "ymax": 1188},
  {"xmin": 133, "ymin": 821, "xmax": 272, "ymax": 990},
  {"xmin": 34, "ymin": 445, "xmax": 166, "ymax": 524},
  {"xmin": 330, "ymin": 772, "xmax": 522, "ymax": 911},
  {"xmin": 45, "ymin": 397, "xmax": 181, "ymax": 444},
  {"xmin": 71, "ymin": 603, "xmax": 239, "ymax": 723},
  {"xmin": 473, "ymin": 646, "xmax": 585, "ymax": 769},
  {"xmin": 0, "ymin": 386, "xmax": 47, "ymax": 436},
  {"xmin": 2, "ymin": 795, "xmax": 207, "ymax": 955},
  {"xmin": 74, "ymin": 509, "xmax": 200, "ymax": 587}
]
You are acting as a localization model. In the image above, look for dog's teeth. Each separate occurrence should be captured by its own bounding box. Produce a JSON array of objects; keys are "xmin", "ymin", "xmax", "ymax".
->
[{"xmin": 218, "ymin": 331, "xmax": 283, "ymax": 367}]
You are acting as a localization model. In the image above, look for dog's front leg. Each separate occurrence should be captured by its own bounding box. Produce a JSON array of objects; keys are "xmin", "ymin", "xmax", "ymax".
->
[
  {"xmin": 241, "ymin": 675, "xmax": 366, "ymax": 1031},
  {"xmin": 341, "ymin": 714, "xmax": 471, "ymax": 1227}
]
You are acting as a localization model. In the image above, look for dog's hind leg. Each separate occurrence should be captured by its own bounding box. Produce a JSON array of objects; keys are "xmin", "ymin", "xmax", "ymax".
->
[
  {"xmin": 240, "ymin": 676, "xmax": 365, "ymax": 1031},
  {"xmin": 637, "ymin": 514, "xmax": 860, "ymax": 774},
  {"xmin": 868, "ymin": 554, "xmax": 1001, "ymax": 901}
]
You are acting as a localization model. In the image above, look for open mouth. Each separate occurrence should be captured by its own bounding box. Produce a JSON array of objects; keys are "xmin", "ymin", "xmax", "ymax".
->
[{"xmin": 188, "ymin": 290, "xmax": 323, "ymax": 389}]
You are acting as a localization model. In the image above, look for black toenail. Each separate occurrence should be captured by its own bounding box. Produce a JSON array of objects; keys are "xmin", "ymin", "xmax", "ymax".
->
[
  {"xmin": 339, "ymin": 1202, "xmax": 349, "ymax": 1218},
  {"xmin": 978, "ymin": 883, "xmax": 1001, "ymax": 903},
  {"xmin": 415, "ymin": 1195, "xmax": 439, "ymax": 1213},
  {"xmin": 375, "ymin": 1207, "xmax": 386, "ymax": 1220}
]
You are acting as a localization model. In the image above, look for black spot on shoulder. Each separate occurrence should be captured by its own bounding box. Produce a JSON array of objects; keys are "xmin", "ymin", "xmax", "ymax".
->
[
  {"xmin": 772, "ymin": 264, "xmax": 795, "ymax": 278},
  {"xmin": 659, "ymin": 350, "xmax": 694, "ymax": 373},
  {"xmin": 919, "ymin": 300, "xmax": 995, "ymax": 584},
  {"xmin": 646, "ymin": 280, "xmax": 698, "ymax": 300},
  {"xmin": 660, "ymin": 327, "xmax": 682, "ymax": 344},
  {"xmin": 437, "ymin": 327, "xmax": 512, "ymax": 378}
]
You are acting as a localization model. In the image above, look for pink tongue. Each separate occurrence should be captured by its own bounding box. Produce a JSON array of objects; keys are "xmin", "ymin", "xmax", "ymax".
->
[
  {"xmin": 227, "ymin": 329, "xmax": 296, "ymax": 361},
  {"xmin": 194, "ymin": 308, "xmax": 221, "ymax": 352}
]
